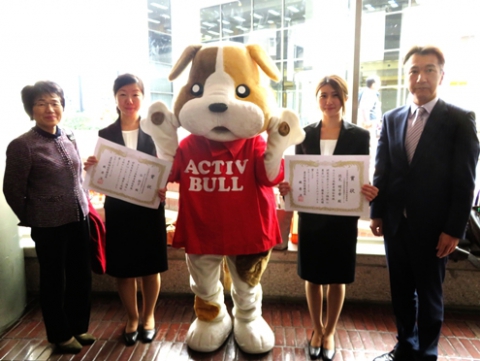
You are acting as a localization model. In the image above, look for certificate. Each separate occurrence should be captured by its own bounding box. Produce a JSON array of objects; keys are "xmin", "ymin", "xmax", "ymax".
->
[
  {"xmin": 84, "ymin": 138, "xmax": 172, "ymax": 209},
  {"xmin": 284, "ymin": 155, "xmax": 370, "ymax": 217}
]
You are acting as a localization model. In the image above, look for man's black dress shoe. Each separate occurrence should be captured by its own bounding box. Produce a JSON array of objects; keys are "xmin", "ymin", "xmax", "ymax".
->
[
  {"xmin": 322, "ymin": 346, "xmax": 336, "ymax": 361},
  {"xmin": 123, "ymin": 328, "xmax": 139, "ymax": 346},
  {"xmin": 141, "ymin": 327, "xmax": 157, "ymax": 343},
  {"xmin": 373, "ymin": 350, "xmax": 395, "ymax": 361},
  {"xmin": 308, "ymin": 331, "xmax": 321, "ymax": 359}
]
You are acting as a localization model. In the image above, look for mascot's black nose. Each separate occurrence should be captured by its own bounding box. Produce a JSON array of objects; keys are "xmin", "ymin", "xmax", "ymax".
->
[{"xmin": 209, "ymin": 103, "xmax": 228, "ymax": 113}]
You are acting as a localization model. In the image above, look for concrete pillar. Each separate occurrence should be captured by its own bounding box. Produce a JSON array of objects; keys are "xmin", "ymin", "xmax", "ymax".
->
[{"xmin": 0, "ymin": 139, "xmax": 27, "ymax": 333}]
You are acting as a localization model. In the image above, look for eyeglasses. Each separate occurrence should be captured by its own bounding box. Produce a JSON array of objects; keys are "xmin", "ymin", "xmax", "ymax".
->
[{"xmin": 34, "ymin": 101, "xmax": 62, "ymax": 109}]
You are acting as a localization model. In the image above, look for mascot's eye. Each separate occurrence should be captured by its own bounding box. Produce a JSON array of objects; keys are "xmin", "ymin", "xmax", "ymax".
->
[
  {"xmin": 236, "ymin": 84, "xmax": 250, "ymax": 98},
  {"xmin": 191, "ymin": 83, "xmax": 203, "ymax": 96}
]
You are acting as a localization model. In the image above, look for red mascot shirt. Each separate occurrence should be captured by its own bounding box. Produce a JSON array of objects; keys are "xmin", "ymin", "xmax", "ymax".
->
[{"xmin": 169, "ymin": 134, "xmax": 283, "ymax": 255}]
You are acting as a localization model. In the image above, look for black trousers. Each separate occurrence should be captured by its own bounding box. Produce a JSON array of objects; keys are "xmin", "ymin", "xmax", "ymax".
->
[
  {"xmin": 384, "ymin": 217, "xmax": 447, "ymax": 361},
  {"xmin": 31, "ymin": 219, "xmax": 92, "ymax": 344}
]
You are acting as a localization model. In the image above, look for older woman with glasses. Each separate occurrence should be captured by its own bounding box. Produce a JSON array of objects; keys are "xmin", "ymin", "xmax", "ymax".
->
[{"xmin": 3, "ymin": 80, "xmax": 95, "ymax": 354}]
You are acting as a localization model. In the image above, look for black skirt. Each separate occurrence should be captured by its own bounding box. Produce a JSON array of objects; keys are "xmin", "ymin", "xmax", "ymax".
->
[
  {"xmin": 104, "ymin": 196, "xmax": 168, "ymax": 278},
  {"xmin": 297, "ymin": 212, "xmax": 358, "ymax": 285}
]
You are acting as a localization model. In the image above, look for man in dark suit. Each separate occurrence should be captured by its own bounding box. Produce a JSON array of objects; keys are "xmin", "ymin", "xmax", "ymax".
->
[{"xmin": 370, "ymin": 46, "xmax": 479, "ymax": 361}]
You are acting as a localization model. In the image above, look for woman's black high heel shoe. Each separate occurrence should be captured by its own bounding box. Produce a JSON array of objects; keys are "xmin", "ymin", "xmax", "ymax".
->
[
  {"xmin": 308, "ymin": 331, "xmax": 321, "ymax": 360},
  {"xmin": 321, "ymin": 335, "xmax": 336, "ymax": 361},
  {"xmin": 123, "ymin": 328, "xmax": 139, "ymax": 346}
]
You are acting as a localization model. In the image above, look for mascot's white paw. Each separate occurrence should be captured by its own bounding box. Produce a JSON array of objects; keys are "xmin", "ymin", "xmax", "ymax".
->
[
  {"xmin": 268, "ymin": 108, "xmax": 305, "ymax": 152},
  {"xmin": 234, "ymin": 316, "xmax": 274, "ymax": 354},
  {"xmin": 186, "ymin": 315, "xmax": 233, "ymax": 352},
  {"xmin": 140, "ymin": 101, "xmax": 180, "ymax": 162},
  {"xmin": 264, "ymin": 108, "xmax": 306, "ymax": 181}
]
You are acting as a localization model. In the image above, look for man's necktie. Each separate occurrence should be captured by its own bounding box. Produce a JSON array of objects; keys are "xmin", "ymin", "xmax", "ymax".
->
[{"xmin": 405, "ymin": 106, "xmax": 427, "ymax": 163}]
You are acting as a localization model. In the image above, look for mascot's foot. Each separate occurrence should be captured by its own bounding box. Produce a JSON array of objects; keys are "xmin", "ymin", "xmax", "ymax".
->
[
  {"xmin": 234, "ymin": 317, "xmax": 274, "ymax": 354},
  {"xmin": 186, "ymin": 315, "xmax": 233, "ymax": 352}
]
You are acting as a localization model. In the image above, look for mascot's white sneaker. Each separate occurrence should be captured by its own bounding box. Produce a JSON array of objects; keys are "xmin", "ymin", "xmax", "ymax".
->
[
  {"xmin": 234, "ymin": 316, "xmax": 274, "ymax": 354},
  {"xmin": 186, "ymin": 314, "xmax": 233, "ymax": 352}
]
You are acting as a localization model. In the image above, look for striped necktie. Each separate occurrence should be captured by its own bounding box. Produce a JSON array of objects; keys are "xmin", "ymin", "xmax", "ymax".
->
[{"xmin": 405, "ymin": 107, "xmax": 427, "ymax": 163}]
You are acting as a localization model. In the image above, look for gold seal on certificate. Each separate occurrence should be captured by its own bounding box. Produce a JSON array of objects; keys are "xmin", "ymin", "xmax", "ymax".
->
[
  {"xmin": 284, "ymin": 155, "xmax": 370, "ymax": 217},
  {"xmin": 84, "ymin": 138, "xmax": 172, "ymax": 209}
]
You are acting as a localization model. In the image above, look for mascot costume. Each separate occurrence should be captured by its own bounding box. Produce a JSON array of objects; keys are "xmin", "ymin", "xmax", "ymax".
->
[{"xmin": 141, "ymin": 42, "xmax": 305, "ymax": 354}]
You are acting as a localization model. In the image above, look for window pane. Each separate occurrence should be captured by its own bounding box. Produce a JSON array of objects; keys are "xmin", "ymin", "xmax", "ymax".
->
[
  {"xmin": 222, "ymin": 0, "xmax": 252, "ymax": 37},
  {"xmin": 225, "ymin": 35, "xmax": 247, "ymax": 44},
  {"xmin": 200, "ymin": 5, "xmax": 221, "ymax": 42},
  {"xmin": 149, "ymin": 32, "xmax": 172, "ymax": 64},
  {"xmin": 285, "ymin": 0, "xmax": 306, "ymax": 27},
  {"xmin": 148, "ymin": 0, "xmax": 171, "ymax": 34},
  {"xmin": 362, "ymin": 0, "xmax": 409, "ymax": 12},
  {"xmin": 248, "ymin": 29, "xmax": 282, "ymax": 61},
  {"xmin": 149, "ymin": 63, "xmax": 173, "ymax": 93},
  {"xmin": 151, "ymin": 93, "xmax": 173, "ymax": 109},
  {"xmin": 253, "ymin": 0, "xmax": 282, "ymax": 30},
  {"xmin": 384, "ymin": 13, "xmax": 402, "ymax": 50},
  {"xmin": 283, "ymin": 26, "xmax": 306, "ymax": 60}
]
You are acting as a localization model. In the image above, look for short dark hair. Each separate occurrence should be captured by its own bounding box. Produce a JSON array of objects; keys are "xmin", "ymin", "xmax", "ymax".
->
[
  {"xmin": 21, "ymin": 81, "xmax": 65, "ymax": 120},
  {"xmin": 403, "ymin": 45, "xmax": 445, "ymax": 68},
  {"xmin": 366, "ymin": 77, "xmax": 376, "ymax": 88},
  {"xmin": 113, "ymin": 73, "xmax": 145, "ymax": 96},
  {"xmin": 315, "ymin": 75, "xmax": 349, "ymax": 115}
]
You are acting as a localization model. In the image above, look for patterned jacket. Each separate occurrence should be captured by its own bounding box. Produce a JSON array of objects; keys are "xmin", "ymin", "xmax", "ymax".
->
[{"xmin": 3, "ymin": 126, "xmax": 88, "ymax": 227}]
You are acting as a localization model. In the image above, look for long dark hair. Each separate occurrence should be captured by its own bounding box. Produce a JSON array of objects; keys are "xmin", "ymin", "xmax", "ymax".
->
[{"xmin": 315, "ymin": 75, "xmax": 349, "ymax": 115}]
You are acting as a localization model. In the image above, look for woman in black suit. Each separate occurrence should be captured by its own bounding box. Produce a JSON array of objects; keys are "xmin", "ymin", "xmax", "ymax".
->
[
  {"xmin": 84, "ymin": 74, "xmax": 168, "ymax": 346},
  {"xmin": 279, "ymin": 75, "xmax": 378, "ymax": 360}
]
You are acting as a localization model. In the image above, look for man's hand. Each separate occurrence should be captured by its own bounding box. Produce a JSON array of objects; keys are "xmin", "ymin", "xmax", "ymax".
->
[
  {"xmin": 436, "ymin": 232, "xmax": 459, "ymax": 258},
  {"xmin": 370, "ymin": 218, "xmax": 383, "ymax": 237}
]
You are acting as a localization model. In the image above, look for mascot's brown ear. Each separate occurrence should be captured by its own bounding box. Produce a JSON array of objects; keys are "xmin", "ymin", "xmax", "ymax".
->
[
  {"xmin": 168, "ymin": 44, "xmax": 203, "ymax": 81},
  {"xmin": 246, "ymin": 44, "xmax": 281, "ymax": 82}
]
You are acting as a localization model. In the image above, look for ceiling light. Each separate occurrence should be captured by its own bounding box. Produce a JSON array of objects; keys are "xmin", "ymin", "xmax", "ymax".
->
[
  {"xmin": 388, "ymin": 0, "xmax": 399, "ymax": 8},
  {"xmin": 233, "ymin": 16, "xmax": 246, "ymax": 22},
  {"xmin": 223, "ymin": 29, "xmax": 234, "ymax": 33},
  {"xmin": 208, "ymin": 30, "xmax": 220, "ymax": 35},
  {"xmin": 150, "ymin": 2, "xmax": 168, "ymax": 10},
  {"xmin": 287, "ymin": 6, "xmax": 299, "ymax": 13},
  {"xmin": 202, "ymin": 21, "xmax": 217, "ymax": 27},
  {"xmin": 253, "ymin": 13, "xmax": 263, "ymax": 19},
  {"xmin": 222, "ymin": 20, "xmax": 231, "ymax": 25},
  {"xmin": 148, "ymin": 18, "xmax": 160, "ymax": 24},
  {"xmin": 268, "ymin": 9, "xmax": 280, "ymax": 16}
]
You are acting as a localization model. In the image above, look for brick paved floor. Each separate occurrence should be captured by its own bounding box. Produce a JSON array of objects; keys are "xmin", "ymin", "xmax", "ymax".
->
[{"xmin": 1, "ymin": 294, "xmax": 479, "ymax": 360}]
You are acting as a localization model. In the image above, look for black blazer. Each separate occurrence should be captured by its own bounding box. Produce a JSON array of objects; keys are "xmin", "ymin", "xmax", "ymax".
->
[
  {"xmin": 371, "ymin": 99, "xmax": 479, "ymax": 241},
  {"xmin": 98, "ymin": 118, "xmax": 157, "ymax": 156},
  {"xmin": 296, "ymin": 120, "xmax": 370, "ymax": 156}
]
